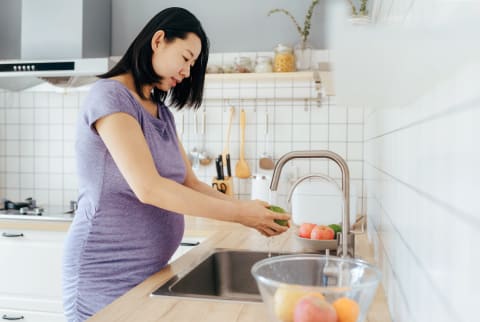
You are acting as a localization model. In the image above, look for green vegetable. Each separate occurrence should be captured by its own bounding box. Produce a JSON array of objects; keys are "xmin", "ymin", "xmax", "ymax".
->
[
  {"xmin": 328, "ymin": 224, "xmax": 342, "ymax": 238},
  {"xmin": 268, "ymin": 205, "xmax": 285, "ymax": 213},
  {"xmin": 274, "ymin": 219, "xmax": 289, "ymax": 226},
  {"xmin": 269, "ymin": 205, "xmax": 289, "ymax": 227}
]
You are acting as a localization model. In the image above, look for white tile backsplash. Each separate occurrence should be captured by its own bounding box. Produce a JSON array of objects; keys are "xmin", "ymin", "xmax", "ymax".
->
[
  {"xmin": 0, "ymin": 50, "xmax": 365, "ymax": 216},
  {"xmin": 365, "ymin": 64, "xmax": 479, "ymax": 322}
]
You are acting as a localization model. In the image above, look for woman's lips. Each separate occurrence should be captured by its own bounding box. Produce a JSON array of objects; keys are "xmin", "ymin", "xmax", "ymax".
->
[{"xmin": 171, "ymin": 77, "xmax": 179, "ymax": 87}]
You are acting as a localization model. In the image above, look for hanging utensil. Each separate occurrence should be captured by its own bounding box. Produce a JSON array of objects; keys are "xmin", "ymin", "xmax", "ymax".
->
[
  {"xmin": 199, "ymin": 108, "xmax": 212, "ymax": 166},
  {"xmin": 235, "ymin": 109, "xmax": 251, "ymax": 178},
  {"xmin": 189, "ymin": 111, "xmax": 200, "ymax": 169},
  {"xmin": 222, "ymin": 106, "xmax": 235, "ymax": 176},
  {"xmin": 259, "ymin": 110, "xmax": 274, "ymax": 170}
]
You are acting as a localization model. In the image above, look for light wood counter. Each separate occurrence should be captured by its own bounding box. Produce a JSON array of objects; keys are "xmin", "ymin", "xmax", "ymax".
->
[
  {"xmin": 0, "ymin": 217, "xmax": 71, "ymax": 232},
  {"xmin": 88, "ymin": 217, "xmax": 392, "ymax": 322}
]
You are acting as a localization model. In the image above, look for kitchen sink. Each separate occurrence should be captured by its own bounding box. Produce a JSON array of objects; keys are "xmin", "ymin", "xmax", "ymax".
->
[{"xmin": 152, "ymin": 249, "xmax": 291, "ymax": 302}]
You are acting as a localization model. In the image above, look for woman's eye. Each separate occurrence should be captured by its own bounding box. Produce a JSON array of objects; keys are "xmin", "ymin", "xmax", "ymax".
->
[{"xmin": 183, "ymin": 57, "xmax": 189, "ymax": 62}]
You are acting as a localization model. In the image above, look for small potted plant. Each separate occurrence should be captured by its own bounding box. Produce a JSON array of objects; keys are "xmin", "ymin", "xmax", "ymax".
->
[
  {"xmin": 347, "ymin": 0, "xmax": 372, "ymax": 24},
  {"xmin": 268, "ymin": 0, "xmax": 320, "ymax": 71}
]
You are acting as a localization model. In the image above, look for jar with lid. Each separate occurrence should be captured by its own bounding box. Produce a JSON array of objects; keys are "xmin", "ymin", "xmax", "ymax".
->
[
  {"xmin": 233, "ymin": 56, "xmax": 253, "ymax": 73},
  {"xmin": 254, "ymin": 56, "xmax": 273, "ymax": 73},
  {"xmin": 273, "ymin": 44, "xmax": 296, "ymax": 72}
]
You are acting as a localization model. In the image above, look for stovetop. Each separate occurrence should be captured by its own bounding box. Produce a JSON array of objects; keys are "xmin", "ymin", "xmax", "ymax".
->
[{"xmin": 0, "ymin": 198, "xmax": 76, "ymax": 221}]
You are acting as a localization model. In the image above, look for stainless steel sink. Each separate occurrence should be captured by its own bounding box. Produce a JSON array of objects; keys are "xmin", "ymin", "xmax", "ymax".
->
[{"xmin": 152, "ymin": 249, "xmax": 289, "ymax": 302}]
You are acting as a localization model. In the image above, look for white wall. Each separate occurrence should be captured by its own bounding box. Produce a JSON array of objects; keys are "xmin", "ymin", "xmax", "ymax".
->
[
  {"xmin": 111, "ymin": 0, "xmax": 330, "ymax": 54},
  {"xmin": 358, "ymin": 1, "xmax": 480, "ymax": 322},
  {"xmin": 365, "ymin": 63, "xmax": 479, "ymax": 322}
]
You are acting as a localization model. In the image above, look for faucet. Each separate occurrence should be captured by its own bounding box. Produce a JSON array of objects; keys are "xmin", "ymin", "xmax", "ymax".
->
[{"xmin": 270, "ymin": 150, "xmax": 353, "ymax": 258}]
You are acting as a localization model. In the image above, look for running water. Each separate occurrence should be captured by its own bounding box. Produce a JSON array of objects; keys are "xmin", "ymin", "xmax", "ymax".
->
[{"xmin": 266, "ymin": 237, "xmax": 272, "ymax": 258}]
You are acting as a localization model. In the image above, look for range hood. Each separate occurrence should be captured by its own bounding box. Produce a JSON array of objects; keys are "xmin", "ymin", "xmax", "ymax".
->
[{"xmin": 0, "ymin": 0, "xmax": 112, "ymax": 91}]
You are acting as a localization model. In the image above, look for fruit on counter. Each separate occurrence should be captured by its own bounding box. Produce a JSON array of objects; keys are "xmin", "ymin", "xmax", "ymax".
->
[
  {"xmin": 298, "ymin": 223, "xmax": 316, "ymax": 238},
  {"xmin": 269, "ymin": 205, "xmax": 289, "ymax": 227},
  {"xmin": 332, "ymin": 297, "xmax": 360, "ymax": 322},
  {"xmin": 293, "ymin": 295, "xmax": 338, "ymax": 322},
  {"xmin": 328, "ymin": 224, "xmax": 342, "ymax": 238},
  {"xmin": 273, "ymin": 285, "xmax": 308, "ymax": 322},
  {"xmin": 310, "ymin": 225, "xmax": 335, "ymax": 240}
]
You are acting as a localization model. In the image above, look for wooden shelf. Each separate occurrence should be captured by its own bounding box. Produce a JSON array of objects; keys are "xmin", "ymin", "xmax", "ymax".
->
[{"xmin": 205, "ymin": 71, "xmax": 315, "ymax": 81}]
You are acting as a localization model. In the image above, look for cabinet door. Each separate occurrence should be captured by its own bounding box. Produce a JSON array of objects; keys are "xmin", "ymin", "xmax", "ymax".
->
[
  {"xmin": 0, "ymin": 308, "xmax": 66, "ymax": 322},
  {"xmin": 0, "ymin": 229, "xmax": 66, "ymax": 312}
]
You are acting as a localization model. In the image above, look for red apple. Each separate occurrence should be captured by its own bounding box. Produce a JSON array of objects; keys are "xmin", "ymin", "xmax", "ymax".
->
[
  {"xmin": 310, "ymin": 225, "xmax": 335, "ymax": 240},
  {"xmin": 298, "ymin": 223, "xmax": 316, "ymax": 238},
  {"xmin": 294, "ymin": 295, "xmax": 337, "ymax": 322}
]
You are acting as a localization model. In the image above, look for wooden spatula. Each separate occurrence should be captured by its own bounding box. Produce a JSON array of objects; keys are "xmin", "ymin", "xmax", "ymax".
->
[{"xmin": 235, "ymin": 109, "xmax": 251, "ymax": 179}]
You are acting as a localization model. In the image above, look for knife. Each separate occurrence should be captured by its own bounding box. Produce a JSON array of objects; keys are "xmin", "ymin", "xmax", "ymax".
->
[
  {"xmin": 217, "ymin": 154, "xmax": 225, "ymax": 180},
  {"xmin": 226, "ymin": 154, "xmax": 232, "ymax": 177},
  {"xmin": 215, "ymin": 156, "xmax": 222, "ymax": 180}
]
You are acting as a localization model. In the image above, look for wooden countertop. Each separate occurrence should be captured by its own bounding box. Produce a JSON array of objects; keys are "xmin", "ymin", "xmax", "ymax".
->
[{"xmin": 88, "ymin": 217, "xmax": 392, "ymax": 322}]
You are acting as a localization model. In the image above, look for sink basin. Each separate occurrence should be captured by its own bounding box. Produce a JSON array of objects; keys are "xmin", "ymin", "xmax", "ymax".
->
[{"xmin": 152, "ymin": 249, "xmax": 289, "ymax": 302}]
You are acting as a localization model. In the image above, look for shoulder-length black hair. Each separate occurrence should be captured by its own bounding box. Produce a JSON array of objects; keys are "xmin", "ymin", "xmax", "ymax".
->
[{"xmin": 99, "ymin": 7, "xmax": 209, "ymax": 110}]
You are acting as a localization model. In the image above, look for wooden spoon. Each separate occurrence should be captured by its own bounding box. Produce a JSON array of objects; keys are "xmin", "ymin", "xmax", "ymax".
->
[{"xmin": 235, "ymin": 109, "xmax": 251, "ymax": 178}]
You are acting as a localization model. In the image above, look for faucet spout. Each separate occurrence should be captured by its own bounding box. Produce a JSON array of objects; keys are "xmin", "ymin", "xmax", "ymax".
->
[{"xmin": 270, "ymin": 150, "xmax": 352, "ymax": 258}]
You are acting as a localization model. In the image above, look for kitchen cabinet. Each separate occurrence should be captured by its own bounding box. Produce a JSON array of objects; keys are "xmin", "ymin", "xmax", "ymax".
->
[
  {"xmin": 0, "ymin": 229, "xmax": 66, "ymax": 321},
  {"xmin": 1, "ymin": 309, "xmax": 65, "ymax": 322},
  {"xmin": 0, "ymin": 220, "xmax": 204, "ymax": 322}
]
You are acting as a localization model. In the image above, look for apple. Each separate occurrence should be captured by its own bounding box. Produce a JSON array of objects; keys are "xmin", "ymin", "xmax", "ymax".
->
[
  {"xmin": 293, "ymin": 295, "xmax": 337, "ymax": 322},
  {"xmin": 298, "ymin": 223, "xmax": 316, "ymax": 238},
  {"xmin": 310, "ymin": 225, "xmax": 335, "ymax": 240}
]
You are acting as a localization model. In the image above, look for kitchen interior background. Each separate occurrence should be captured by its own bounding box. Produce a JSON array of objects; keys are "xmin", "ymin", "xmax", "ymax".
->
[
  {"xmin": 0, "ymin": 1, "xmax": 479, "ymax": 322},
  {"xmin": 0, "ymin": 50, "xmax": 366, "ymax": 215}
]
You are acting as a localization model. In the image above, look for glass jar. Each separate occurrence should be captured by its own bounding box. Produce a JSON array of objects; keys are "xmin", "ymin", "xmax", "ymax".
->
[
  {"xmin": 254, "ymin": 56, "xmax": 273, "ymax": 73},
  {"xmin": 273, "ymin": 44, "xmax": 296, "ymax": 72},
  {"xmin": 233, "ymin": 56, "xmax": 253, "ymax": 73}
]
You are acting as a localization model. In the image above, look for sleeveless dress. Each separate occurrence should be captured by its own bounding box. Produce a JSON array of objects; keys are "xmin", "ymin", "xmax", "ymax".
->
[{"xmin": 62, "ymin": 79, "xmax": 186, "ymax": 321}]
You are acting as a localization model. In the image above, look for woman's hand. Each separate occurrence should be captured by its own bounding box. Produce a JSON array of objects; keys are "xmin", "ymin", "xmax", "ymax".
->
[{"xmin": 235, "ymin": 200, "xmax": 290, "ymax": 237}]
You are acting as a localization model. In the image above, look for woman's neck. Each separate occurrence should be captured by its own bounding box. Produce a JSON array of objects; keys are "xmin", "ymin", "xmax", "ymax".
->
[{"xmin": 111, "ymin": 73, "xmax": 158, "ymax": 118}]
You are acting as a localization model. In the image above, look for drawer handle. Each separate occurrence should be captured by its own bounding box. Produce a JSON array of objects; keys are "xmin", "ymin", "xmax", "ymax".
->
[
  {"xmin": 2, "ymin": 314, "xmax": 25, "ymax": 320},
  {"xmin": 1, "ymin": 232, "xmax": 24, "ymax": 238}
]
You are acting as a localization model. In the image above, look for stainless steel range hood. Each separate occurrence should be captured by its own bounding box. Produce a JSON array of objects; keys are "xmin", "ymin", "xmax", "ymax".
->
[{"xmin": 0, "ymin": 0, "xmax": 112, "ymax": 91}]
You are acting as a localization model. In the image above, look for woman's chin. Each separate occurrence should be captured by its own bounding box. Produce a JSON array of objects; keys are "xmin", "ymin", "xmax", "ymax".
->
[{"xmin": 155, "ymin": 83, "xmax": 171, "ymax": 92}]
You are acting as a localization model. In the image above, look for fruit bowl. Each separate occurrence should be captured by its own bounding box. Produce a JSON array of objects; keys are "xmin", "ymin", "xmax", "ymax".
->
[
  {"xmin": 251, "ymin": 254, "xmax": 381, "ymax": 322},
  {"xmin": 293, "ymin": 225, "xmax": 339, "ymax": 252},
  {"xmin": 294, "ymin": 234, "xmax": 338, "ymax": 251}
]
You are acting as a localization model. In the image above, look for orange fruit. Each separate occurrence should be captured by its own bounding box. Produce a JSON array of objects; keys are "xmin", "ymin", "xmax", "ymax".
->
[{"xmin": 332, "ymin": 297, "xmax": 360, "ymax": 322}]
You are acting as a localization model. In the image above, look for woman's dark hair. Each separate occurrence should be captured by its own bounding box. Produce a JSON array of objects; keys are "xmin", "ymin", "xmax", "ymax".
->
[{"xmin": 99, "ymin": 7, "xmax": 209, "ymax": 110}]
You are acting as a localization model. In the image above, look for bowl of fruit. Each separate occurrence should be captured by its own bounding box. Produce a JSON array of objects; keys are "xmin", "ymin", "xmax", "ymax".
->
[
  {"xmin": 294, "ymin": 222, "xmax": 342, "ymax": 251},
  {"xmin": 251, "ymin": 254, "xmax": 381, "ymax": 322}
]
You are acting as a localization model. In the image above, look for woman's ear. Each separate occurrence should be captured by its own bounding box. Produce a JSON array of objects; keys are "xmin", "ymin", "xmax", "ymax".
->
[{"xmin": 151, "ymin": 30, "xmax": 166, "ymax": 51}]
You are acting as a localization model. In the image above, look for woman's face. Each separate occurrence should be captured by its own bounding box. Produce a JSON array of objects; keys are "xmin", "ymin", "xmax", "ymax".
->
[{"xmin": 151, "ymin": 31, "xmax": 202, "ymax": 92}]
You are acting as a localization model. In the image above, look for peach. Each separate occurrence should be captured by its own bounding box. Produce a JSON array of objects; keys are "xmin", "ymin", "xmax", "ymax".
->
[
  {"xmin": 310, "ymin": 225, "xmax": 335, "ymax": 240},
  {"xmin": 298, "ymin": 223, "xmax": 316, "ymax": 238},
  {"xmin": 293, "ymin": 295, "xmax": 337, "ymax": 322}
]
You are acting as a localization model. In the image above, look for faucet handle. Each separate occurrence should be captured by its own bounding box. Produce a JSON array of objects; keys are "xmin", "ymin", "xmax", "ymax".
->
[{"xmin": 349, "ymin": 215, "xmax": 366, "ymax": 235}]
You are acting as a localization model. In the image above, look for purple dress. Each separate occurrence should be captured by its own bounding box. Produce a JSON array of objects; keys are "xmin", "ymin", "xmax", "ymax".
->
[{"xmin": 62, "ymin": 79, "xmax": 186, "ymax": 321}]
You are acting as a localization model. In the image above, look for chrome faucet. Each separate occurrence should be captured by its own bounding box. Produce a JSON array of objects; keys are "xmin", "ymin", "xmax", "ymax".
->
[{"xmin": 270, "ymin": 150, "xmax": 353, "ymax": 258}]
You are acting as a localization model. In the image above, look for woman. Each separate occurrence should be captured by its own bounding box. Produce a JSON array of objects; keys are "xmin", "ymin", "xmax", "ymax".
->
[{"xmin": 62, "ymin": 7, "xmax": 289, "ymax": 321}]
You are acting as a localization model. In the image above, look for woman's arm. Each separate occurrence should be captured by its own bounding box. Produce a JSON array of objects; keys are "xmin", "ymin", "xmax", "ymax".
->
[{"xmin": 95, "ymin": 112, "xmax": 289, "ymax": 236}]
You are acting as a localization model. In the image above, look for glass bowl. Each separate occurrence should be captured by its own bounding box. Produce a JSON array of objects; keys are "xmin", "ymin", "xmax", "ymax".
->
[{"xmin": 251, "ymin": 254, "xmax": 381, "ymax": 322}]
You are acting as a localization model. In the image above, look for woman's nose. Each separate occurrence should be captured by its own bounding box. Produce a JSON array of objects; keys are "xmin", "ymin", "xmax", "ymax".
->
[{"xmin": 181, "ymin": 64, "xmax": 191, "ymax": 78}]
